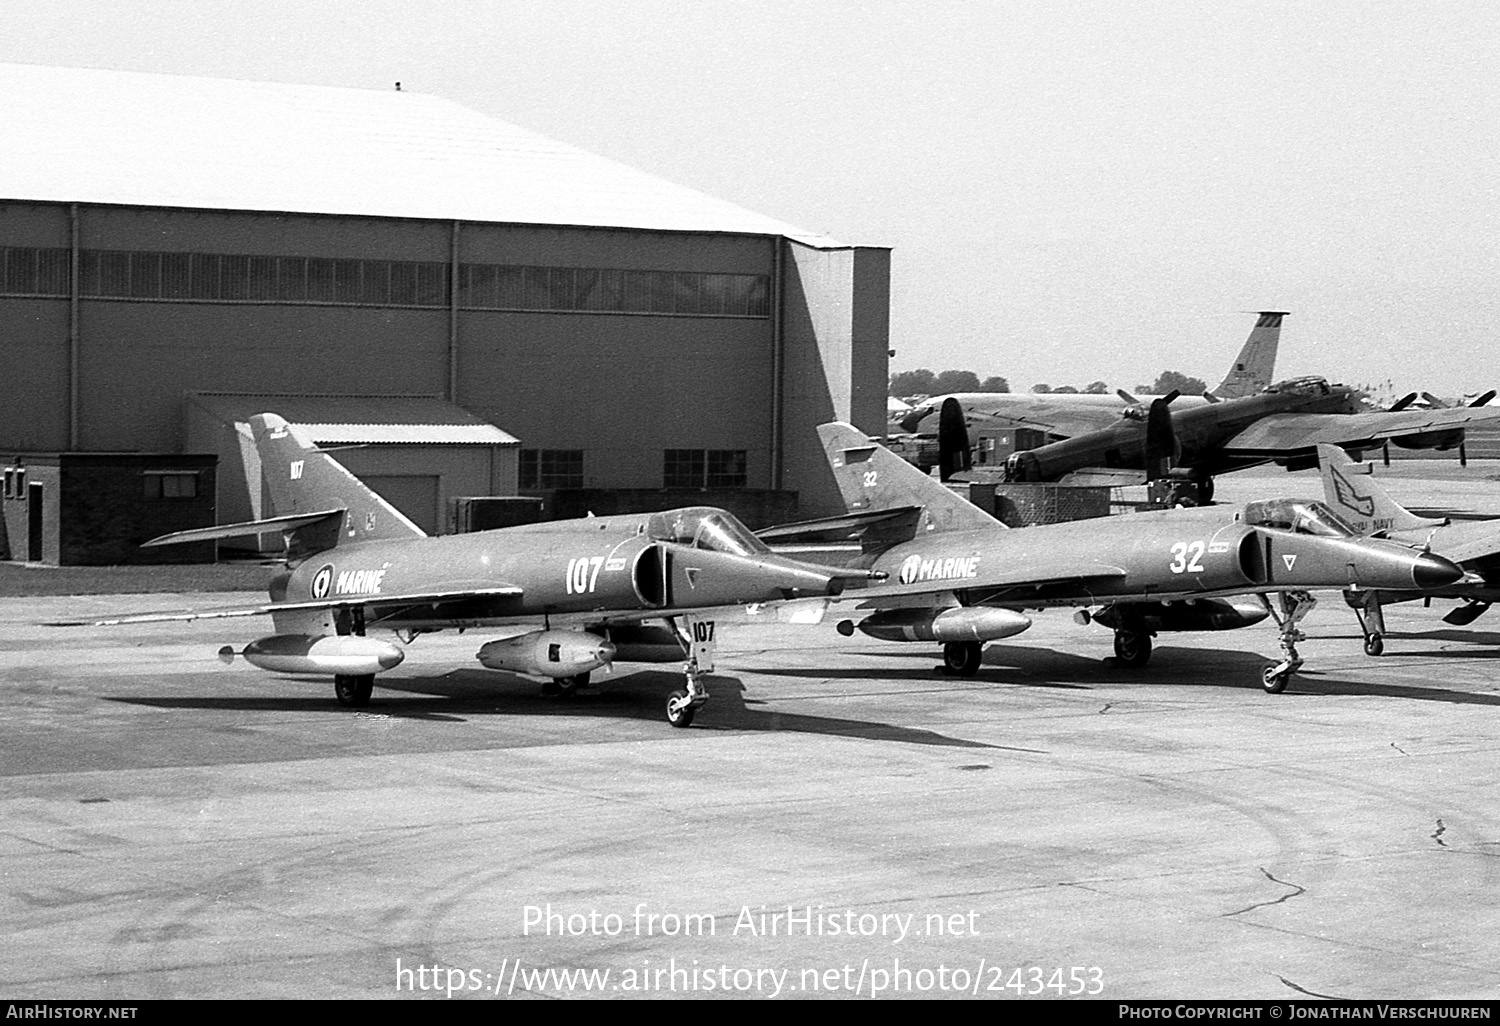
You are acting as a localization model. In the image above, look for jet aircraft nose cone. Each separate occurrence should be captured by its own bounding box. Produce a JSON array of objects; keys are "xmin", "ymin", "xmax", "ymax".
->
[{"xmin": 1412, "ymin": 552, "xmax": 1464, "ymax": 590}]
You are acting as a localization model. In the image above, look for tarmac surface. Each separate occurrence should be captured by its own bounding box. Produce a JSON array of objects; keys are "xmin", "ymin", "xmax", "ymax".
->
[{"xmin": 3, "ymin": 463, "xmax": 1500, "ymax": 1001}]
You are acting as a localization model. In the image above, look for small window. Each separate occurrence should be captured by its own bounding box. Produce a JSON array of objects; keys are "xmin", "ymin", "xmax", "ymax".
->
[
  {"xmin": 664, "ymin": 450, "xmax": 748, "ymax": 489},
  {"xmin": 663, "ymin": 449, "xmax": 706, "ymax": 489},
  {"xmin": 519, "ymin": 450, "xmax": 584, "ymax": 489},
  {"xmin": 143, "ymin": 471, "xmax": 200, "ymax": 500},
  {"xmin": 2, "ymin": 468, "xmax": 12, "ymax": 500},
  {"xmin": 706, "ymin": 450, "xmax": 747, "ymax": 489}
]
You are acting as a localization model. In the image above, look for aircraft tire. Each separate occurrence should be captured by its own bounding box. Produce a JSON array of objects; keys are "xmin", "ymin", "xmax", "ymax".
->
[
  {"xmin": 335, "ymin": 674, "xmax": 374, "ymax": 708},
  {"xmin": 943, "ymin": 641, "xmax": 983, "ymax": 677},
  {"xmin": 1261, "ymin": 666, "xmax": 1290, "ymax": 694},
  {"xmin": 1112, "ymin": 631, "xmax": 1152, "ymax": 668},
  {"xmin": 1363, "ymin": 634, "xmax": 1384, "ymax": 657},
  {"xmin": 666, "ymin": 689, "xmax": 696, "ymax": 728}
]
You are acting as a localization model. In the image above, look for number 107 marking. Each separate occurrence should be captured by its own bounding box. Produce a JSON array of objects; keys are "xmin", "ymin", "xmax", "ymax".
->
[{"xmin": 566, "ymin": 556, "xmax": 605, "ymax": 594}]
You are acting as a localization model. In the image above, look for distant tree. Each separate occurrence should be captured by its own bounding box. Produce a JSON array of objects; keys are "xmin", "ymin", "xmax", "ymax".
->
[
  {"xmin": 1030, "ymin": 383, "xmax": 1052, "ymax": 393},
  {"xmin": 1084, "ymin": 380, "xmax": 1109, "ymax": 394},
  {"xmin": 889, "ymin": 368, "xmax": 937, "ymax": 396},
  {"xmin": 1052, "ymin": 385, "xmax": 1080, "ymax": 394},
  {"xmin": 977, "ymin": 376, "xmax": 1010, "ymax": 393},
  {"xmin": 932, "ymin": 370, "xmax": 982, "ymax": 393},
  {"xmin": 1147, "ymin": 370, "xmax": 1208, "ymax": 395}
]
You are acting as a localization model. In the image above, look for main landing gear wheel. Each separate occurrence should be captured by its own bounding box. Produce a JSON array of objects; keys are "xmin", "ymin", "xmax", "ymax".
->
[
  {"xmin": 666, "ymin": 689, "xmax": 697, "ymax": 728},
  {"xmin": 1363, "ymin": 634, "xmax": 1385, "ymax": 657},
  {"xmin": 1112, "ymin": 630, "xmax": 1152, "ymax": 668},
  {"xmin": 334, "ymin": 674, "xmax": 374, "ymax": 708},
  {"xmin": 943, "ymin": 640, "xmax": 983, "ymax": 677},
  {"xmin": 1261, "ymin": 666, "xmax": 1290, "ymax": 694}
]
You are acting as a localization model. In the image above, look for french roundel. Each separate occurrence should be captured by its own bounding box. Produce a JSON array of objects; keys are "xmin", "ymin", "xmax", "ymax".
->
[
  {"xmin": 898, "ymin": 555, "xmax": 922, "ymax": 585},
  {"xmin": 310, "ymin": 564, "xmax": 335, "ymax": 599}
]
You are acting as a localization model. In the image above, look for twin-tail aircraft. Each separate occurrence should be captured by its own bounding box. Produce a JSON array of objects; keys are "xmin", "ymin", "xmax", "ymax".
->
[
  {"xmin": 1315, "ymin": 444, "xmax": 1500, "ymax": 656},
  {"xmin": 791, "ymin": 423, "xmax": 1462, "ymax": 693},
  {"xmin": 70, "ymin": 413, "xmax": 877, "ymax": 727}
]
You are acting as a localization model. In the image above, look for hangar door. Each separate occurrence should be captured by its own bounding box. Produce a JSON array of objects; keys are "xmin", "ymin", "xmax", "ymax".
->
[{"xmin": 362, "ymin": 476, "xmax": 441, "ymax": 535}]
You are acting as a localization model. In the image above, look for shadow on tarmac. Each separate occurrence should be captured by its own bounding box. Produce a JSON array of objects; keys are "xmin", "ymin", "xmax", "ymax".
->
[
  {"xmin": 778, "ymin": 640, "xmax": 1500, "ymax": 707},
  {"xmin": 110, "ymin": 668, "xmax": 1003, "ymax": 749}
]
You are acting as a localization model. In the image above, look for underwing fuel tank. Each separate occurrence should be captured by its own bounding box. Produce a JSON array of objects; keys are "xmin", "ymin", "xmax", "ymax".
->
[
  {"xmin": 842, "ymin": 607, "xmax": 1033, "ymax": 643},
  {"xmin": 1092, "ymin": 598, "xmax": 1269, "ymax": 633},
  {"xmin": 235, "ymin": 634, "xmax": 405, "ymax": 675},
  {"xmin": 476, "ymin": 630, "xmax": 617, "ymax": 679}
]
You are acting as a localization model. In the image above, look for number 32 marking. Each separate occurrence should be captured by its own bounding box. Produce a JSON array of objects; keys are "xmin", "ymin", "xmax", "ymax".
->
[{"xmin": 1169, "ymin": 541, "xmax": 1206, "ymax": 574}]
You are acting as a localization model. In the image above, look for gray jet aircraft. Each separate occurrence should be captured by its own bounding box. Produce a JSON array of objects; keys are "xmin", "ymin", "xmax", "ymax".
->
[
  {"xmin": 71, "ymin": 413, "xmax": 876, "ymax": 726},
  {"xmin": 795, "ymin": 423, "xmax": 1462, "ymax": 692},
  {"xmin": 1316, "ymin": 443, "xmax": 1500, "ymax": 655}
]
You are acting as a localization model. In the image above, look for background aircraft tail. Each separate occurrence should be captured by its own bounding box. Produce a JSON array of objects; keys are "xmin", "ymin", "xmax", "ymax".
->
[
  {"xmin": 817, "ymin": 422, "xmax": 1002, "ymax": 533},
  {"xmin": 1211, "ymin": 311, "xmax": 1285, "ymax": 398},
  {"xmin": 1316, "ymin": 443, "xmax": 1445, "ymax": 535},
  {"xmin": 250, "ymin": 413, "xmax": 427, "ymax": 543}
]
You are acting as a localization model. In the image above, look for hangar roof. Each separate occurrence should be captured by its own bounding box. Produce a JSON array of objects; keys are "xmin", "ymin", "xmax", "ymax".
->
[
  {"xmin": 188, "ymin": 394, "xmax": 519, "ymax": 446},
  {"xmin": 1, "ymin": 62, "xmax": 847, "ymax": 248}
]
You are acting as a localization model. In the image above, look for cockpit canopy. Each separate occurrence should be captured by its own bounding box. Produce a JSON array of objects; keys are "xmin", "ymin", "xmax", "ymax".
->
[
  {"xmin": 645, "ymin": 507, "xmax": 772, "ymax": 557},
  {"xmin": 1265, "ymin": 376, "xmax": 1333, "ymax": 396},
  {"xmin": 1242, "ymin": 498, "xmax": 1359, "ymax": 538}
]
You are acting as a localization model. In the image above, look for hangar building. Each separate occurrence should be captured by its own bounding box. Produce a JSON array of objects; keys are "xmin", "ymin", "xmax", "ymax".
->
[{"xmin": 0, "ymin": 63, "xmax": 889, "ymax": 557}]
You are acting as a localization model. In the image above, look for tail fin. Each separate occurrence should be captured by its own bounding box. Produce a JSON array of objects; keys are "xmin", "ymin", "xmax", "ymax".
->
[
  {"xmin": 1212, "ymin": 311, "xmax": 1285, "ymax": 398},
  {"xmin": 817, "ymin": 422, "xmax": 1002, "ymax": 534},
  {"xmin": 250, "ymin": 413, "xmax": 426, "ymax": 542},
  {"xmin": 1316, "ymin": 443, "xmax": 1445, "ymax": 535}
]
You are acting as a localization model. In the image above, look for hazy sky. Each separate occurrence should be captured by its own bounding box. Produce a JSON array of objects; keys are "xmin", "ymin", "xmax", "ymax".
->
[{"xmin": 7, "ymin": 0, "xmax": 1497, "ymax": 396}]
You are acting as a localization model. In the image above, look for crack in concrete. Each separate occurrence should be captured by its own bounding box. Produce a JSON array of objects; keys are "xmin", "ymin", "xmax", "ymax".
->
[
  {"xmin": 1222, "ymin": 867, "xmax": 1306, "ymax": 917},
  {"xmin": 1278, "ymin": 975, "xmax": 1348, "ymax": 1000},
  {"xmin": 1433, "ymin": 819, "xmax": 1448, "ymax": 847}
]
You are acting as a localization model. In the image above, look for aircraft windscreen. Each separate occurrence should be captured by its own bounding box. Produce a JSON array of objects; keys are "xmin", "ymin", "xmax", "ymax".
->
[
  {"xmin": 1244, "ymin": 499, "xmax": 1358, "ymax": 538},
  {"xmin": 695, "ymin": 513, "xmax": 771, "ymax": 556},
  {"xmin": 1268, "ymin": 376, "xmax": 1331, "ymax": 396},
  {"xmin": 647, "ymin": 508, "xmax": 771, "ymax": 556}
]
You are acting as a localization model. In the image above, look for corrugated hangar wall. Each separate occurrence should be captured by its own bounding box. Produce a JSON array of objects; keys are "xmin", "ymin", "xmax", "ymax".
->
[{"xmin": 0, "ymin": 201, "xmax": 887, "ymax": 520}]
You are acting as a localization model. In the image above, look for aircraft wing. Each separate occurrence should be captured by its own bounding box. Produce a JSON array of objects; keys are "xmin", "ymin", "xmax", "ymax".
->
[
  {"xmin": 52, "ymin": 585, "xmax": 527, "ymax": 626},
  {"xmin": 755, "ymin": 505, "xmax": 925, "ymax": 541},
  {"xmin": 1424, "ymin": 521, "xmax": 1500, "ymax": 569},
  {"xmin": 1221, "ymin": 406, "xmax": 1500, "ymax": 457},
  {"xmin": 1055, "ymin": 467, "xmax": 1148, "ymax": 487},
  {"xmin": 850, "ymin": 557, "xmax": 1128, "ymax": 603},
  {"xmin": 958, "ymin": 399, "xmax": 1120, "ymax": 437},
  {"xmin": 140, "ymin": 509, "xmax": 347, "ymax": 546}
]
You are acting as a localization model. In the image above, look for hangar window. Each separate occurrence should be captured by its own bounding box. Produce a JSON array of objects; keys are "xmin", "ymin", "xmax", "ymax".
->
[
  {"xmin": 0, "ymin": 244, "xmax": 769, "ymax": 317},
  {"xmin": 1, "ymin": 247, "xmax": 70, "ymax": 296},
  {"xmin": 143, "ymin": 471, "xmax": 200, "ymax": 501},
  {"xmin": 663, "ymin": 450, "xmax": 747, "ymax": 489},
  {"xmin": 519, "ymin": 450, "xmax": 584, "ymax": 490}
]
